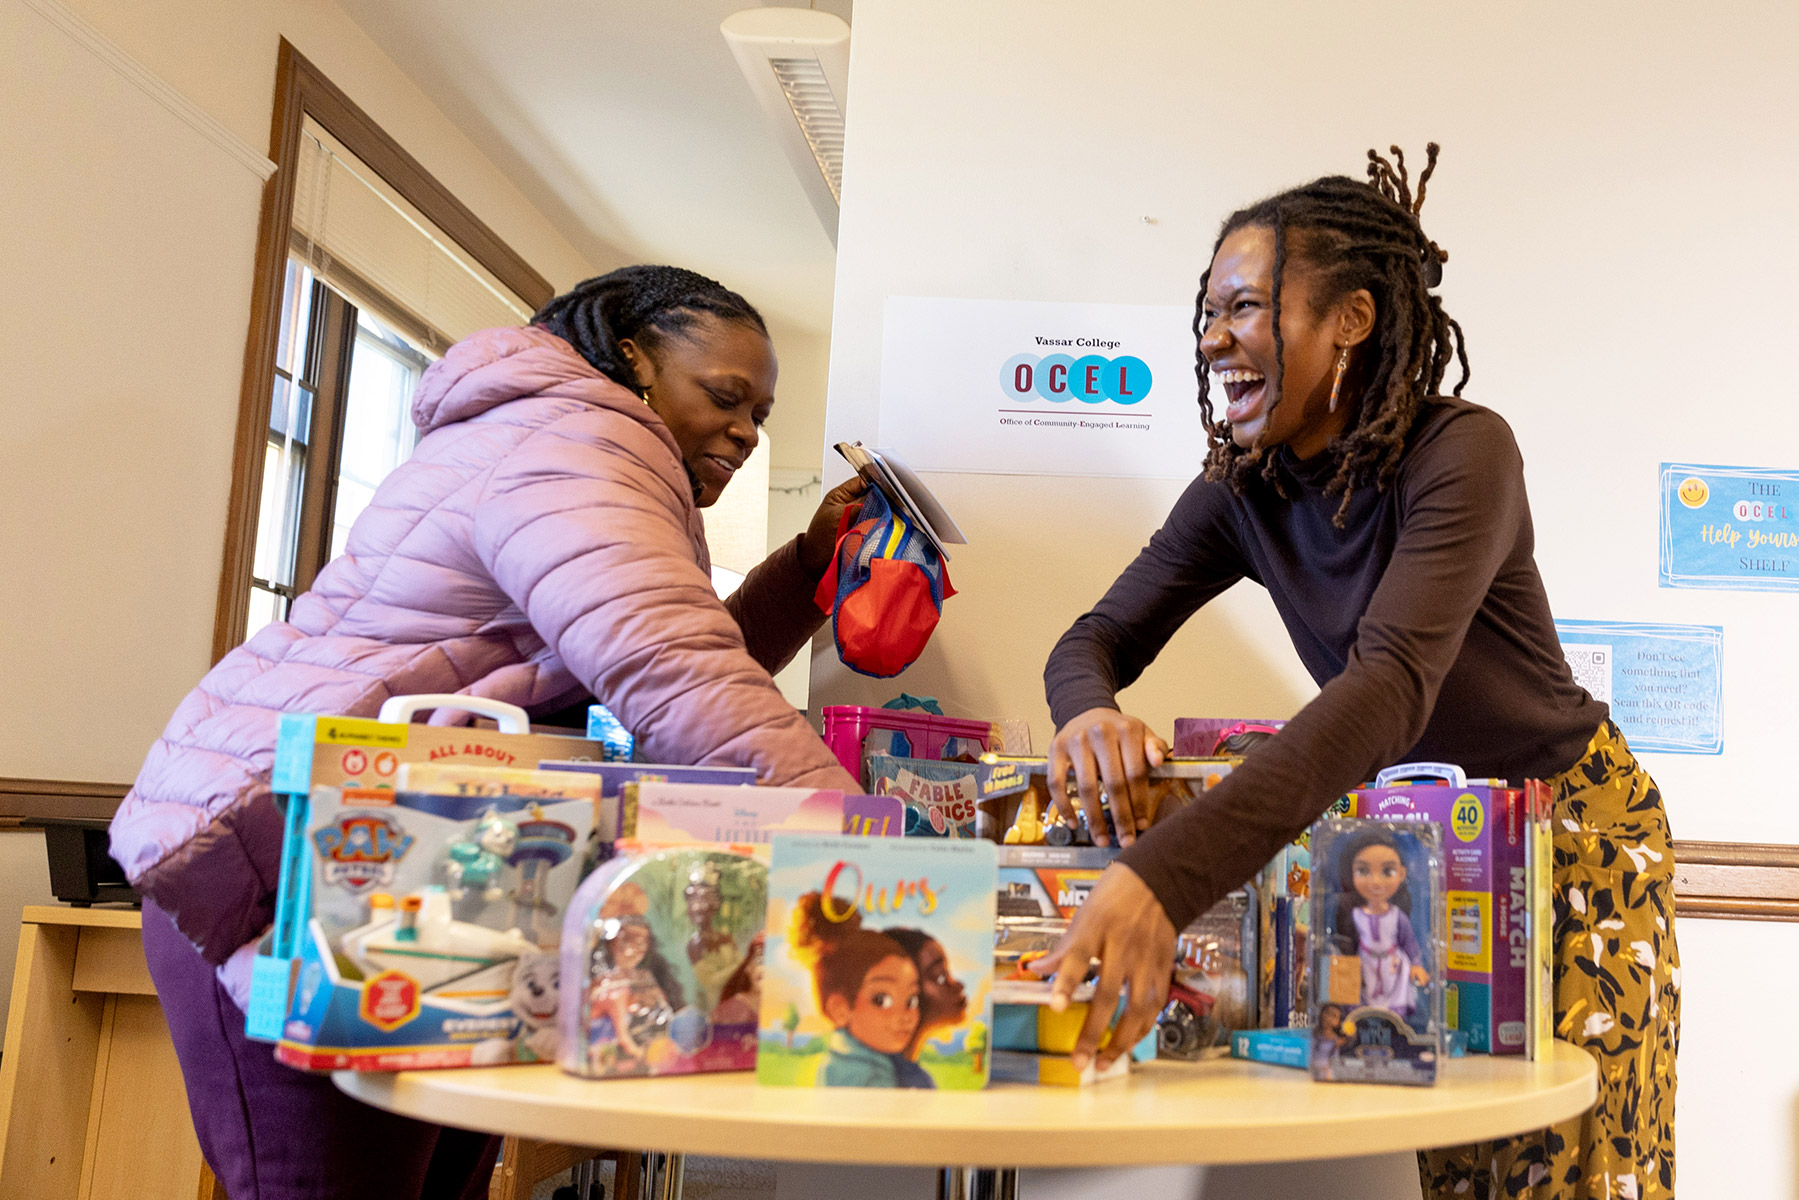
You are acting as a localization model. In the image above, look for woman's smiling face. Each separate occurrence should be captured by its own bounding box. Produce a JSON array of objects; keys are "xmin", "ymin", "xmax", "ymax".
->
[
  {"xmin": 1200, "ymin": 224, "xmax": 1369, "ymax": 461},
  {"xmin": 621, "ymin": 313, "xmax": 776, "ymax": 507}
]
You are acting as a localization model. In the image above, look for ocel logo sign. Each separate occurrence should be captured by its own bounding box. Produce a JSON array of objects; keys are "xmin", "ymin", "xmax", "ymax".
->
[{"xmin": 1001, "ymin": 352, "xmax": 1152, "ymax": 405}]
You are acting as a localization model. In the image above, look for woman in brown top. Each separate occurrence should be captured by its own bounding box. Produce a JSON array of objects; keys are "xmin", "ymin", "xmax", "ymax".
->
[{"xmin": 1038, "ymin": 147, "xmax": 1678, "ymax": 1200}]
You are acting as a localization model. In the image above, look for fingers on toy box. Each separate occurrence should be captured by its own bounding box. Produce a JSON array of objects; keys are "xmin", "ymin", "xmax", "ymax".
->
[{"xmin": 1307, "ymin": 818, "xmax": 1447, "ymax": 1087}]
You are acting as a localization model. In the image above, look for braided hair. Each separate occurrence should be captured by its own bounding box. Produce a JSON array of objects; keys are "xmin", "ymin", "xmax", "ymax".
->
[
  {"xmin": 532, "ymin": 264, "xmax": 769, "ymax": 395},
  {"xmin": 1194, "ymin": 143, "xmax": 1471, "ymax": 525}
]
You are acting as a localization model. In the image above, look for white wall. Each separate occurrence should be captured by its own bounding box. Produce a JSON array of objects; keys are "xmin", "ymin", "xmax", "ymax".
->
[
  {"xmin": 0, "ymin": 0, "xmax": 606, "ymax": 787},
  {"xmin": 813, "ymin": 1, "xmax": 1799, "ymax": 1194}
]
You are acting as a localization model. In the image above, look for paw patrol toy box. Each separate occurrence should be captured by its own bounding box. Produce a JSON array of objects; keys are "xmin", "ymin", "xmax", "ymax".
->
[
  {"xmin": 249, "ymin": 695, "xmax": 620, "ymax": 1070},
  {"xmin": 1348, "ymin": 762, "xmax": 1550, "ymax": 1054}
]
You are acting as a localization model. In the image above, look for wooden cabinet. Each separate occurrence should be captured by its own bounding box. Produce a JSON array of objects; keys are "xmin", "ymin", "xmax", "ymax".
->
[{"xmin": 0, "ymin": 907, "xmax": 205, "ymax": 1200}]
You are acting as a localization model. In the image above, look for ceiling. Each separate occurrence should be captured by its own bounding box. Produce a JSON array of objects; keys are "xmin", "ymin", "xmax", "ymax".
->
[{"xmin": 335, "ymin": 0, "xmax": 852, "ymax": 335}]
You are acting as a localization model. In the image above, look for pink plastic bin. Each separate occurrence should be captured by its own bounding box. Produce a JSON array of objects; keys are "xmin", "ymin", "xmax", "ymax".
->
[{"xmin": 821, "ymin": 705, "xmax": 994, "ymax": 783}]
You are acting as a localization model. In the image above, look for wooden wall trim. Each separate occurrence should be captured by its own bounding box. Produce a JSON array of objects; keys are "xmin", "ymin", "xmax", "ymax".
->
[
  {"xmin": 210, "ymin": 39, "xmax": 556, "ymax": 663},
  {"xmin": 1672, "ymin": 839, "xmax": 1799, "ymax": 922},
  {"xmin": 21, "ymin": 0, "xmax": 277, "ymax": 181},
  {"xmin": 0, "ymin": 778, "xmax": 131, "ymax": 822}
]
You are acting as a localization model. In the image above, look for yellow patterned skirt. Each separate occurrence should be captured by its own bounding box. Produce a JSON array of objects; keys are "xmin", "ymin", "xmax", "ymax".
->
[{"xmin": 1419, "ymin": 721, "xmax": 1680, "ymax": 1199}]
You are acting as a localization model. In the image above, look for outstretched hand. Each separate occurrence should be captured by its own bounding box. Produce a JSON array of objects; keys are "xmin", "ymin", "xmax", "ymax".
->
[
  {"xmin": 798, "ymin": 476, "xmax": 870, "ymax": 578},
  {"xmin": 1029, "ymin": 861, "xmax": 1176, "ymax": 1072},
  {"xmin": 1047, "ymin": 708, "xmax": 1170, "ymax": 847}
]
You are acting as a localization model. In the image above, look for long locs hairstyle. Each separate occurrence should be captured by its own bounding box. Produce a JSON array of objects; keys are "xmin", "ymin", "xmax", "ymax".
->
[{"xmin": 1194, "ymin": 144, "xmax": 1472, "ymax": 525}]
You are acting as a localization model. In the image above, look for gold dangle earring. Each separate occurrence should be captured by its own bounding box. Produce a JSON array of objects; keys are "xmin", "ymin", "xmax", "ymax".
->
[{"xmin": 1328, "ymin": 344, "xmax": 1350, "ymax": 413}]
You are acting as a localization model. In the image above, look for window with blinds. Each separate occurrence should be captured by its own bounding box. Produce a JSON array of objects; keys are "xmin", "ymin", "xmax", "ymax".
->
[
  {"xmin": 242, "ymin": 123, "xmax": 538, "ymax": 640},
  {"xmin": 289, "ymin": 118, "xmax": 533, "ymax": 355}
]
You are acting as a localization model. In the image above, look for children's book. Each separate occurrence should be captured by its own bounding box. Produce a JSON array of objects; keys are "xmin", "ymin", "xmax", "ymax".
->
[
  {"xmin": 834, "ymin": 441, "xmax": 967, "ymax": 561},
  {"xmin": 842, "ymin": 794, "xmax": 905, "ymax": 837},
  {"xmin": 758, "ymin": 834, "xmax": 997, "ymax": 1089},
  {"xmin": 628, "ymin": 783, "xmax": 844, "ymax": 846},
  {"xmin": 537, "ymin": 761, "xmax": 757, "ymax": 842}
]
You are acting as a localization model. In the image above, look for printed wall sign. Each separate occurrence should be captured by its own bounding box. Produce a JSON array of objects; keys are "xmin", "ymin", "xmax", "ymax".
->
[
  {"xmin": 1660, "ymin": 463, "xmax": 1799, "ymax": 592},
  {"xmin": 879, "ymin": 296, "xmax": 1207, "ymax": 478},
  {"xmin": 1556, "ymin": 620, "xmax": 1723, "ymax": 755}
]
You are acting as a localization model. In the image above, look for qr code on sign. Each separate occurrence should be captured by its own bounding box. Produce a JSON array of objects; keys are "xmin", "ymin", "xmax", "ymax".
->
[{"xmin": 1562, "ymin": 644, "xmax": 1612, "ymax": 703}]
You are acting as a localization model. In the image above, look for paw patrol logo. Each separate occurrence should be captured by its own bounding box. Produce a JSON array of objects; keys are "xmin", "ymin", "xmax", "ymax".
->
[
  {"xmin": 311, "ymin": 812, "xmax": 415, "ymax": 895},
  {"xmin": 1001, "ymin": 353, "xmax": 1152, "ymax": 406}
]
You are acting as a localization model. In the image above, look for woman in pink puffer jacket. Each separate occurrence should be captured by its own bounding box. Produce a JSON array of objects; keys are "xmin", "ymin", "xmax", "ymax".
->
[{"xmin": 111, "ymin": 266, "xmax": 862, "ymax": 1200}]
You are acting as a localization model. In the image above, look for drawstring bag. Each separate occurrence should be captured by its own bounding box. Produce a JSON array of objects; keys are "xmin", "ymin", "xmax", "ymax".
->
[{"xmin": 812, "ymin": 487, "xmax": 955, "ymax": 678}]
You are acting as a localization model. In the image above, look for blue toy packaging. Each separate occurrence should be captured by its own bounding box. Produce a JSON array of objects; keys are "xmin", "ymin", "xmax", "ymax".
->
[
  {"xmin": 1348, "ymin": 763, "xmax": 1548, "ymax": 1054},
  {"xmin": 1229, "ymin": 1028, "xmax": 1310, "ymax": 1069},
  {"xmin": 246, "ymin": 699, "xmax": 612, "ymax": 1056},
  {"xmin": 276, "ymin": 775, "xmax": 597, "ymax": 1071},
  {"xmin": 1308, "ymin": 817, "xmax": 1446, "ymax": 1086}
]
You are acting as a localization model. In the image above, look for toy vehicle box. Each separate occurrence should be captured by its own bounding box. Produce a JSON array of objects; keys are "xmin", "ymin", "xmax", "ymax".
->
[
  {"xmin": 275, "ymin": 779, "xmax": 596, "ymax": 1070},
  {"xmin": 1348, "ymin": 764, "xmax": 1549, "ymax": 1054},
  {"xmin": 247, "ymin": 699, "xmax": 610, "ymax": 1048}
]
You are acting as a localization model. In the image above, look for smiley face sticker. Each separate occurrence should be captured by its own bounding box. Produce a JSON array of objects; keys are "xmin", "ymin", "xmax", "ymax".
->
[{"xmin": 1677, "ymin": 477, "xmax": 1709, "ymax": 509}]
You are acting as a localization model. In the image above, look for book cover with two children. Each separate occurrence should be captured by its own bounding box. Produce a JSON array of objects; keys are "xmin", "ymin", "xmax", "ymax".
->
[{"xmin": 757, "ymin": 835, "xmax": 997, "ymax": 1089}]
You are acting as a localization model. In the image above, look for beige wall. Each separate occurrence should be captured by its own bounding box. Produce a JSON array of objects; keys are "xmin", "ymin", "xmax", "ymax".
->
[
  {"xmin": 814, "ymin": 1, "xmax": 1799, "ymax": 1194},
  {"xmin": 0, "ymin": 0, "xmax": 606, "ymax": 785}
]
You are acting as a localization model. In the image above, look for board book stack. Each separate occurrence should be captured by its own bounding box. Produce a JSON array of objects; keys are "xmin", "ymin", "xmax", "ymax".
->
[{"xmin": 758, "ymin": 835, "xmax": 996, "ymax": 1089}]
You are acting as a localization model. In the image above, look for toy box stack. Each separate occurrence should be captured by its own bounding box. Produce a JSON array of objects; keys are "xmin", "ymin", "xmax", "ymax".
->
[
  {"xmin": 247, "ymin": 697, "xmax": 620, "ymax": 1066},
  {"xmin": 1348, "ymin": 763, "xmax": 1550, "ymax": 1055}
]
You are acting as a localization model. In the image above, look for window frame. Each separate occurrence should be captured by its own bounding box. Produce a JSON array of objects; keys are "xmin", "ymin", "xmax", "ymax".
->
[{"xmin": 213, "ymin": 40, "xmax": 552, "ymax": 661}]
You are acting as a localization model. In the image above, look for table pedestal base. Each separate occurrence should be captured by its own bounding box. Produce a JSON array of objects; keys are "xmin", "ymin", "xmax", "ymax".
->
[
  {"xmin": 939, "ymin": 1166, "xmax": 1020, "ymax": 1200},
  {"xmin": 642, "ymin": 1151, "xmax": 685, "ymax": 1200}
]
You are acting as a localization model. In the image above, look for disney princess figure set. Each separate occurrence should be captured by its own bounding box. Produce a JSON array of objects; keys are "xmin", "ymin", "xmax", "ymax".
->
[{"xmin": 559, "ymin": 845, "xmax": 769, "ymax": 1078}]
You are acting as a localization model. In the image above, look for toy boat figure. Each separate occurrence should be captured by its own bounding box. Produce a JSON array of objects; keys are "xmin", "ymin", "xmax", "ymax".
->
[{"xmin": 342, "ymin": 886, "xmax": 536, "ymax": 1000}]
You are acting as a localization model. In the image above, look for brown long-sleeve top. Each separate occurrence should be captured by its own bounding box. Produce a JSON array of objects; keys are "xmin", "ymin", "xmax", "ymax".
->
[{"xmin": 1043, "ymin": 397, "xmax": 1606, "ymax": 930}]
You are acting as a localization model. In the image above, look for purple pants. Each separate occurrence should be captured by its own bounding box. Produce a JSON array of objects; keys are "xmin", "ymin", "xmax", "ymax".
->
[{"xmin": 143, "ymin": 903, "xmax": 500, "ymax": 1199}]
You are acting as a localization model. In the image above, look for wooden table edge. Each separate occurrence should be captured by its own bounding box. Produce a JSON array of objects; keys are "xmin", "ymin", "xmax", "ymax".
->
[
  {"xmin": 21, "ymin": 905, "xmax": 142, "ymax": 929},
  {"xmin": 335, "ymin": 1042, "xmax": 1597, "ymax": 1168}
]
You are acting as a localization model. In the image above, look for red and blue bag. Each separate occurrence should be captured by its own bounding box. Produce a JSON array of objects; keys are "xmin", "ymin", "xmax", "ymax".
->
[{"xmin": 812, "ymin": 487, "xmax": 955, "ymax": 678}]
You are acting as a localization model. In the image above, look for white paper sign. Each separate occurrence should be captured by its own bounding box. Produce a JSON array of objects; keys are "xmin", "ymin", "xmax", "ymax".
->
[{"xmin": 879, "ymin": 296, "xmax": 1208, "ymax": 479}]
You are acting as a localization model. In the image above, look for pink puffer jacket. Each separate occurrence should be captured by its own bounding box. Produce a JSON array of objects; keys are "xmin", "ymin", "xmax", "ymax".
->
[{"xmin": 112, "ymin": 326, "xmax": 853, "ymax": 973}]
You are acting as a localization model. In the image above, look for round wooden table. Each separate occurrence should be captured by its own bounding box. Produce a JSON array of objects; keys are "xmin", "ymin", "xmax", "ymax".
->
[{"xmin": 337, "ymin": 1043, "xmax": 1595, "ymax": 1199}]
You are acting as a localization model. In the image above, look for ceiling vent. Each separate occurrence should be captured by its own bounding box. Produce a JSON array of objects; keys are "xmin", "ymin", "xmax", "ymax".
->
[{"xmin": 721, "ymin": 8, "xmax": 850, "ymax": 244}]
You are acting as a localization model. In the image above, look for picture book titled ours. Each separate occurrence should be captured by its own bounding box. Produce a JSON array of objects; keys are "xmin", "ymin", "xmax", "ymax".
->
[{"xmin": 758, "ymin": 835, "xmax": 997, "ymax": 1089}]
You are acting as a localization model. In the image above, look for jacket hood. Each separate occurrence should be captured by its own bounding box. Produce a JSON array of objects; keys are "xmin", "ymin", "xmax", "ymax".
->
[{"xmin": 413, "ymin": 325, "xmax": 652, "ymax": 436}]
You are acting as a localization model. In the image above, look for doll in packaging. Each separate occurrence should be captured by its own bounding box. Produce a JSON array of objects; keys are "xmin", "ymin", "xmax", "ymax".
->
[
  {"xmin": 559, "ymin": 844, "xmax": 767, "ymax": 1078},
  {"xmin": 1308, "ymin": 818, "xmax": 1445, "ymax": 1086}
]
